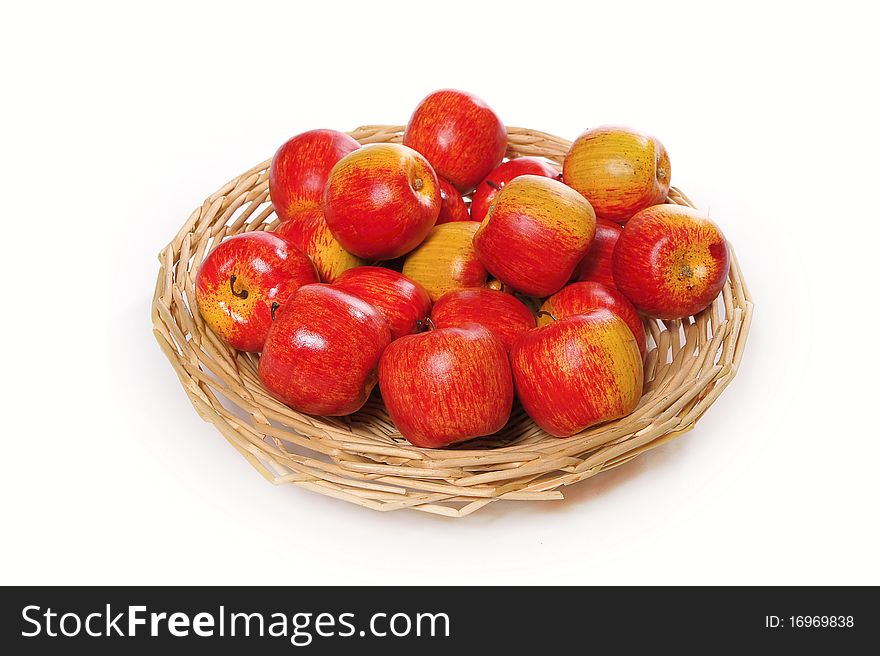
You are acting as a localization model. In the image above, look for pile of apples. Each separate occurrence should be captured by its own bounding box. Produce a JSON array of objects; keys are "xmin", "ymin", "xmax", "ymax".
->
[{"xmin": 195, "ymin": 89, "xmax": 730, "ymax": 448}]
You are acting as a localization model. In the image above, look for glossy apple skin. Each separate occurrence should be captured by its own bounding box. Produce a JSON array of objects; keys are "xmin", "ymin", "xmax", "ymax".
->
[
  {"xmin": 379, "ymin": 324, "xmax": 513, "ymax": 448},
  {"xmin": 332, "ymin": 266, "xmax": 432, "ymax": 340},
  {"xmin": 612, "ymin": 204, "xmax": 730, "ymax": 319},
  {"xmin": 470, "ymin": 157, "xmax": 559, "ymax": 222},
  {"xmin": 435, "ymin": 177, "xmax": 471, "ymax": 224},
  {"xmin": 563, "ymin": 125, "xmax": 671, "ymax": 223},
  {"xmin": 510, "ymin": 309, "xmax": 644, "ymax": 438},
  {"xmin": 571, "ymin": 219, "xmax": 622, "ymax": 288},
  {"xmin": 539, "ymin": 281, "xmax": 646, "ymax": 358},
  {"xmin": 431, "ymin": 289, "xmax": 535, "ymax": 352},
  {"xmin": 402, "ymin": 221, "xmax": 488, "ymax": 301},
  {"xmin": 269, "ymin": 129, "xmax": 360, "ymax": 222},
  {"xmin": 195, "ymin": 232, "xmax": 319, "ymax": 352},
  {"xmin": 274, "ymin": 208, "xmax": 366, "ymax": 283},
  {"xmin": 473, "ymin": 175, "xmax": 596, "ymax": 297},
  {"xmin": 323, "ymin": 143, "xmax": 440, "ymax": 260},
  {"xmin": 403, "ymin": 89, "xmax": 507, "ymax": 194},
  {"xmin": 259, "ymin": 284, "xmax": 391, "ymax": 415}
]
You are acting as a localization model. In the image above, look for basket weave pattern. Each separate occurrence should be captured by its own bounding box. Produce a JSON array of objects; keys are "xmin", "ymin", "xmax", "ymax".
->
[{"xmin": 152, "ymin": 126, "xmax": 754, "ymax": 517}]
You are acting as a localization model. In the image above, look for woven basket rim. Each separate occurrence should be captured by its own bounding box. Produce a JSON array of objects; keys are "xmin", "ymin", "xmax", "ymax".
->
[{"xmin": 151, "ymin": 125, "xmax": 754, "ymax": 517}]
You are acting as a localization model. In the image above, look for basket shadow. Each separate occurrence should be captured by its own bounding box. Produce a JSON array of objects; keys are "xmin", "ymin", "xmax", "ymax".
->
[{"xmin": 473, "ymin": 455, "xmax": 652, "ymax": 521}]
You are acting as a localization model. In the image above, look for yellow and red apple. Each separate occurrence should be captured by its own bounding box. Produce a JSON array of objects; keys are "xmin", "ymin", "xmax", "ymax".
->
[
  {"xmin": 511, "ymin": 309, "xmax": 644, "ymax": 437},
  {"xmin": 402, "ymin": 221, "xmax": 488, "ymax": 301},
  {"xmin": 323, "ymin": 143, "xmax": 440, "ymax": 260},
  {"xmin": 473, "ymin": 175, "xmax": 596, "ymax": 297},
  {"xmin": 379, "ymin": 323, "xmax": 513, "ymax": 448},
  {"xmin": 612, "ymin": 204, "xmax": 729, "ymax": 319},
  {"xmin": 258, "ymin": 284, "xmax": 391, "ymax": 416},
  {"xmin": 562, "ymin": 126, "xmax": 670, "ymax": 223},
  {"xmin": 403, "ymin": 89, "xmax": 507, "ymax": 193},
  {"xmin": 195, "ymin": 232, "xmax": 318, "ymax": 352}
]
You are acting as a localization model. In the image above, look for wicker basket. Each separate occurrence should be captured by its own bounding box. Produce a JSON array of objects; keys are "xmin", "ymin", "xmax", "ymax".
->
[{"xmin": 151, "ymin": 125, "xmax": 753, "ymax": 517}]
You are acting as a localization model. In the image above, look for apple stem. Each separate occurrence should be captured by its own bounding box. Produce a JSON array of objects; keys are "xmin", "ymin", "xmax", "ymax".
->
[
  {"xmin": 486, "ymin": 180, "xmax": 501, "ymax": 190},
  {"xmin": 417, "ymin": 317, "xmax": 436, "ymax": 332},
  {"xmin": 229, "ymin": 274, "xmax": 248, "ymax": 300},
  {"xmin": 536, "ymin": 310, "xmax": 558, "ymax": 322},
  {"xmin": 271, "ymin": 302, "xmax": 280, "ymax": 321}
]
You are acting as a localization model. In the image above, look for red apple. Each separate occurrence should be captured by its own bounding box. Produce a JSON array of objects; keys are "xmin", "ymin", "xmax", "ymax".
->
[
  {"xmin": 510, "ymin": 309, "xmax": 644, "ymax": 438},
  {"xmin": 323, "ymin": 143, "xmax": 440, "ymax": 260},
  {"xmin": 403, "ymin": 89, "xmax": 507, "ymax": 193},
  {"xmin": 436, "ymin": 177, "xmax": 471, "ymax": 224},
  {"xmin": 269, "ymin": 129, "xmax": 360, "ymax": 221},
  {"xmin": 612, "ymin": 204, "xmax": 730, "ymax": 319},
  {"xmin": 332, "ymin": 266, "xmax": 432, "ymax": 340},
  {"xmin": 473, "ymin": 175, "xmax": 596, "ymax": 297},
  {"xmin": 431, "ymin": 289, "xmax": 535, "ymax": 352},
  {"xmin": 402, "ymin": 222, "xmax": 488, "ymax": 301},
  {"xmin": 539, "ymin": 281, "xmax": 646, "ymax": 358},
  {"xmin": 259, "ymin": 284, "xmax": 391, "ymax": 415},
  {"xmin": 470, "ymin": 157, "xmax": 559, "ymax": 222},
  {"xmin": 378, "ymin": 323, "xmax": 513, "ymax": 448},
  {"xmin": 195, "ymin": 232, "xmax": 318, "ymax": 352},
  {"xmin": 571, "ymin": 219, "xmax": 623, "ymax": 288},
  {"xmin": 274, "ymin": 208, "xmax": 366, "ymax": 283},
  {"xmin": 562, "ymin": 125, "xmax": 671, "ymax": 223}
]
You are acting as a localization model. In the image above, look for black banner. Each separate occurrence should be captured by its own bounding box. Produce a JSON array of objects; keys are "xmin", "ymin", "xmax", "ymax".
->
[{"xmin": 0, "ymin": 586, "xmax": 873, "ymax": 653}]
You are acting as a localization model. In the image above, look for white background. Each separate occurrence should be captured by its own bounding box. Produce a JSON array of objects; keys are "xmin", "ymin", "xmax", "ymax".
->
[{"xmin": 2, "ymin": 1, "xmax": 878, "ymax": 585}]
